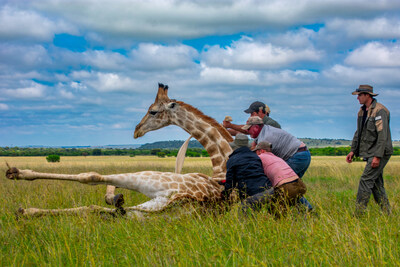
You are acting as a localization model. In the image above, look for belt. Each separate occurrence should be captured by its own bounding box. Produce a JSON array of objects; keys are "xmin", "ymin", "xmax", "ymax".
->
[
  {"xmin": 296, "ymin": 146, "xmax": 308, "ymax": 153},
  {"xmin": 285, "ymin": 179, "xmax": 299, "ymax": 185}
]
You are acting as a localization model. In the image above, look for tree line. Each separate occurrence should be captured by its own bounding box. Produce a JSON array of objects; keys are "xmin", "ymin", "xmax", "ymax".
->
[
  {"xmin": 0, "ymin": 146, "xmax": 399, "ymax": 157},
  {"xmin": 0, "ymin": 147, "xmax": 208, "ymax": 157}
]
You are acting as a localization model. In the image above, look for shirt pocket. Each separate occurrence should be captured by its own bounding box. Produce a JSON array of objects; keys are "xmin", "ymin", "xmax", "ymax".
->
[{"xmin": 365, "ymin": 118, "xmax": 377, "ymax": 142}]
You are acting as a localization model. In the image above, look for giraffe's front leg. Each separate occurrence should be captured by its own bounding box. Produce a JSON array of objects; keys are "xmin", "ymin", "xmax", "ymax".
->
[
  {"xmin": 104, "ymin": 185, "xmax": 125, "ymax": 209},
  {"xmin": 5, "ymin": 166, "xmax": 105, "ymax": 184}
]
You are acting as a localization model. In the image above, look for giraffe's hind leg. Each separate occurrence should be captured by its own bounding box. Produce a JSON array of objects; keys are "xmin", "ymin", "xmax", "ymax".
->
[{"xmin": 15, "ymin": 205, "xmax": 118, "ymax": 218}]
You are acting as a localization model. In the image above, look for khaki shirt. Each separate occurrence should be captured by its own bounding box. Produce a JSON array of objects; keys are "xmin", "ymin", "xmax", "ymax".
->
[
  {"xmin": 263, "ymin": 116, "xmax": 281, "ymax": 129},
  {"xmin": 351, "ymin": 99, "xmax": 393, "ymax": 158}
]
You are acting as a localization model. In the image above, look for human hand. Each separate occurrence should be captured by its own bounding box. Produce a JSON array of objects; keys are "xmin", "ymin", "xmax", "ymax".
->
[
  {"xmin": 222, "ymin": 120, "xmax": 232, "ymax": 128},
  {"xmin": 346, "ymin": 152, "xmax": 354, "ymax": 163},
  {"xmin": 371, "ymin": 157, "xmax": 380, "ymax": 168},
  {"xmin": 250, "ymin": 141, "xmax": 257, "ymax": 150}
]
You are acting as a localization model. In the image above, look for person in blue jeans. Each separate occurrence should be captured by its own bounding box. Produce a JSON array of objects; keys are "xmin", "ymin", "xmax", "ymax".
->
[{"xmin": 242, "ymin": 116, "xmax": 313, "ymax": 211}]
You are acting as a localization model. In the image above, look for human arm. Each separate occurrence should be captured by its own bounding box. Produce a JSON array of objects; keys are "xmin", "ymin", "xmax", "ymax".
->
[
  {"xmin": 373, "ymin": 109, "xmax": 389, "ymax": 159},
  {"xmin": 222, "ymin": 120, "xmax": 249, "ymax": 135}
]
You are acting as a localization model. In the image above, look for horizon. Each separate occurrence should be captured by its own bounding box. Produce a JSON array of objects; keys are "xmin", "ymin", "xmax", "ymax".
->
[
  {"xmin": 4, "ymin": 138, "xmax": 400, "ymax": 149},
  {"xmin": 1, "ymin": 1, "xmax": 400, "ymax": 147}
]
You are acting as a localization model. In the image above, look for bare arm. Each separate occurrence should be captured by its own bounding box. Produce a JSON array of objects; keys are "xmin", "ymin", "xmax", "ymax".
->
[{"xmin": 223, "ymin": 120, "xmax": 248, "ymax": 135}]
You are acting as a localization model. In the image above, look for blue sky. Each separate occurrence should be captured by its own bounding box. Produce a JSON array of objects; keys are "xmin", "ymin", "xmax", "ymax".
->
[{"xmin": 1, "ymin": 0, "xmax": 400, "ymax": 146}]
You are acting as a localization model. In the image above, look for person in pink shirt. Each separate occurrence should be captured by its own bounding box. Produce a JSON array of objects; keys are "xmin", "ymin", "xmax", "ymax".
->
[{"xmin": 254, "ymin": 141, "xmax": 307, "ymax": 212}]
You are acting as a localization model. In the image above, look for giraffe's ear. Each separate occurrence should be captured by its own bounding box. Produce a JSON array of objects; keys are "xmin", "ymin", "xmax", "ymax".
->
[{"xmin": 167, "ymin": 101, "xmax": 178, "ymax": 110}]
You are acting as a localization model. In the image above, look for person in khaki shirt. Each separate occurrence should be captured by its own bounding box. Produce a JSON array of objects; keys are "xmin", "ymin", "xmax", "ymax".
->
[
  {"xmin": 222, "ymin": 101, "xmax": 281, "ymax": 136},
  {"xmin": 346, "ymin": 85, "xmax": 393, "ymax": 216}
]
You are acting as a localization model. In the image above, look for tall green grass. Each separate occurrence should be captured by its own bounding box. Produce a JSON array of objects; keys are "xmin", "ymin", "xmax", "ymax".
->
[{"xmin": 1, "ymin": 156, "xmax": 400, "ymax": 265}]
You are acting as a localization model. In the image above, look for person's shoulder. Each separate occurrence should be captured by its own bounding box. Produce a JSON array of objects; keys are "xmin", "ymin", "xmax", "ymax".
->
[
  {"xmin": 263, "ymin": 116, "xmax": 281, "ymax": 128},
  {"xmin": 374, "ymin": 101, "xmax": 390, "ymax": 116}
]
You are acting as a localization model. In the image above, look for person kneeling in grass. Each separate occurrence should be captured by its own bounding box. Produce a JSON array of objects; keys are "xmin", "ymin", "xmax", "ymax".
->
[
  {"xmin": 221, "ymin": 134, "xmax": 274, "ymax": 212},
  {"xmin": 252, "ymin": 141, "xmax": 307, "ymax": 215}
]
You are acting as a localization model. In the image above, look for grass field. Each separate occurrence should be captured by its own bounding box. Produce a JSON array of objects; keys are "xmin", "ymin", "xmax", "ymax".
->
[{"xmin": 1, "ymin": 156, "xmax": 400, "ymax": 266}]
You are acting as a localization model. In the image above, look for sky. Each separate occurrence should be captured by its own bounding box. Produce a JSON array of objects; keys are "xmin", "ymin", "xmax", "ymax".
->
[{"xmin": 1, "ymin": 0, "xmax": 400, "ymax": 147}]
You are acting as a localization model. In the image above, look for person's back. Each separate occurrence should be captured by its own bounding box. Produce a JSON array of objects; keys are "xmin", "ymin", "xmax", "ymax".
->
[
  {"xmin": 222, "ymin": 134, "xmax": 271, "ymax": 200},
  {"xmin": 258, "ymin": 152, "xmax": 298, "ymax": 187},
  {"xmin": 256, "ymin": 125, "xmax": 301, "ymax": 160}
]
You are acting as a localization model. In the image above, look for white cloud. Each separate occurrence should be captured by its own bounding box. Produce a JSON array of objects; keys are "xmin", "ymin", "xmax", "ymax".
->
[
  {"xmin": 29, "ymin": 0, "xmax": 400, "ymax": 42},
  {"xmin": 202, "ymin": 37, "xmax": 322, "ymax": 69},
  {"xmin": 82, "ymin": 50, "xmax": 128, "ymax": 71},
  {"xmin": 19, "ymin": 104, "xmax": 73, "ymax": 110},
  {"xmin": 70, "ymin": 81, "xmax": 87, "ymax": 91},
  {"xmin": 0, "ymin": 5, "xmax": 76, "ymax": 41},
  {"xmin": 326, "ymin": 17, "xmax": 400, "ymax": 40},
  {"xmin": 0, "ymin": 103, "xmax": 9, "ymax": 110},
  {"xmin": 86, "ymin": 72, "xmax": 140, "ymax": 92},
  {"xmin": 200, "ymin": 65, "xmax": 259, "ymax": 85},
  {"xmin": 260, "ymin": 70, "xmax": 319, "ymax": 86},
  {"xmin": 3, "ymin": 82, "xmax": 46, "ymax": 99},
  {"xmin": 345, "ymin": 42, "xmax": 400, "ymax": 67},
  {"xmin": 323, "ymin": 64, "xmax": 400, "ymax": 86},
  {"xmin": 129, "ymin": 43, "xmax": 198, "ymax": 70},
  {"xmin": 265, "ymin": 28, "xmax": 317, "ymax": 48},
  {"xmin": 0, "ymin": 44, "xmax": 51, "ymax": 69},
  {"xmin": 59, "ymin": 89, "xmax": 74, "ymax": 99}
]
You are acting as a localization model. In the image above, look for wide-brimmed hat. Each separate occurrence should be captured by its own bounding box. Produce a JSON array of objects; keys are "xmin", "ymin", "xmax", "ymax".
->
[
  {"xmin": 244, "ymin": 101, "xmax": 266, "ymax": 114},
  {"xmin": 252, "ymin": 141, "xmax": 272, "ymax": 152},
  {"xmin": 241, "ymin": 116, "xmax": 264, "ymax": 130},
  {"xmin": 352, "ymin": 85, "xmax": 378, "ymax": 96},
  {"xmin": 229, "ymin": 133, "xmax": 249, "ymax": 150}
]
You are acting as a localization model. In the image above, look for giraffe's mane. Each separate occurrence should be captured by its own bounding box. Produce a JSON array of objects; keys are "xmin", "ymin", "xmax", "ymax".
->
[{"xmin": 176, "ymin": 101, "xmax": 234, "ymax": 142}]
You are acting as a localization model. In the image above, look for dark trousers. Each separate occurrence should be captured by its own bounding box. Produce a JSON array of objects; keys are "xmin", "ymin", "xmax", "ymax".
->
[
  {"xmin": 356, "ymin": 155, "xmax": 391, "ymax": 216},
  {"xmin": 241, "ymin": 180, "xmax": 306, "ymax": 216}
]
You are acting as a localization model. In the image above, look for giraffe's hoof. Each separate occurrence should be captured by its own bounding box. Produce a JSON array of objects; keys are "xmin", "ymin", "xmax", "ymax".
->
[
  {"xmin": 15, "ymin": 207, "xmax": 25, "ymax": 220},
  {"xmin": 6, "ymin": 167, "xmax": 20, "ymax": 180},
  {"xmin": 113, "ymin": 194, "xmax": 125, "ymax": 208},
  {"xmin": 116, "ymin": 207, "xmax": 126, "ymax": 216}
]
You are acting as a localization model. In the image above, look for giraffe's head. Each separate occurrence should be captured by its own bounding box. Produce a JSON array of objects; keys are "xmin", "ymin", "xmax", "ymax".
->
[{"xmin": 134, "ymin": 83, "xmax": 177, "ymax": 139}]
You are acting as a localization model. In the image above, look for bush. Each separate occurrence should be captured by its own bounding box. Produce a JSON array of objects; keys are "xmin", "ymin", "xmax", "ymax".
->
[
  {"xmin": 46, "ymin": 155, "xmax": 60, "ymax": 162},
  {"xmin": 157, "ymin": 152, "xmax": 166, "ymax": 158}
]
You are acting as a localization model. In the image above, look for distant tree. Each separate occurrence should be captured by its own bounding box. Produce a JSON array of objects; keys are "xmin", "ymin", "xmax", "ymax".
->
[
  {"xmin": 46, "ymin": 155, "xmax": 60, "ymax": 162},
  {"xmin": 151, "ymin": 149, "xmax": 161, "ymax": 155},
  {"xmin": 157, "ymin": 152, "xmax": 166, "ymax": 158},
  {"xmin": 92, "ymin": 148, "xmax": 102, "ymax": 156},
  {"xmin": 201, "ymin": 150, "xmax": 209, "ymax": 157}
]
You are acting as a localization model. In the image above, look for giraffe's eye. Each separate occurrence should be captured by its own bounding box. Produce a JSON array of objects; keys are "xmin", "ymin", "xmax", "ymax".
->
[{"xmin": 149, "ymin": 110, "xmax": 158, "ymax": 116}]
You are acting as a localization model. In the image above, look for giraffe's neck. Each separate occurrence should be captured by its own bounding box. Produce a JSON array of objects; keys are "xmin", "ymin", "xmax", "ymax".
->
[{"xmin": 172, "ymin": 101, "xmax": 233, "ymax": 179}]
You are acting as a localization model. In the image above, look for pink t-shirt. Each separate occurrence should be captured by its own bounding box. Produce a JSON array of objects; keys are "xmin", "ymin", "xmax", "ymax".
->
[{"xmin": 258, "ymin": 152, "xmax": 298, "ymax": 187}]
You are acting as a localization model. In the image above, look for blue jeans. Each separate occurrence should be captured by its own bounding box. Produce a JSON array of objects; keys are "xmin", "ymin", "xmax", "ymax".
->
[
  {"xmin": 286, "ymin": 150, "xmax": 311, "ymax": 178},
  {"xmin": 286, "ymin": 150, "xmax": 312, "ymax": 210}
]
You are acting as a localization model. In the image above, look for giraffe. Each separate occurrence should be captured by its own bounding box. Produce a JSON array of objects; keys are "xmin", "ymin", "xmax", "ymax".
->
[
  {"xmin": 5, "ymin": 83, "xmax": 233, "ymax": 218},
  {"xmin": 104, "ymin": 83, "xmax": 234, "ymax": 204}
]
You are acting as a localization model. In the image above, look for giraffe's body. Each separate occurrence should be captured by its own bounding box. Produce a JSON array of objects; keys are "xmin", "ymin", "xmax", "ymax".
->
[{"xmin": 6, "ymin": 84, "xmax": 232, "ymax": 218}]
